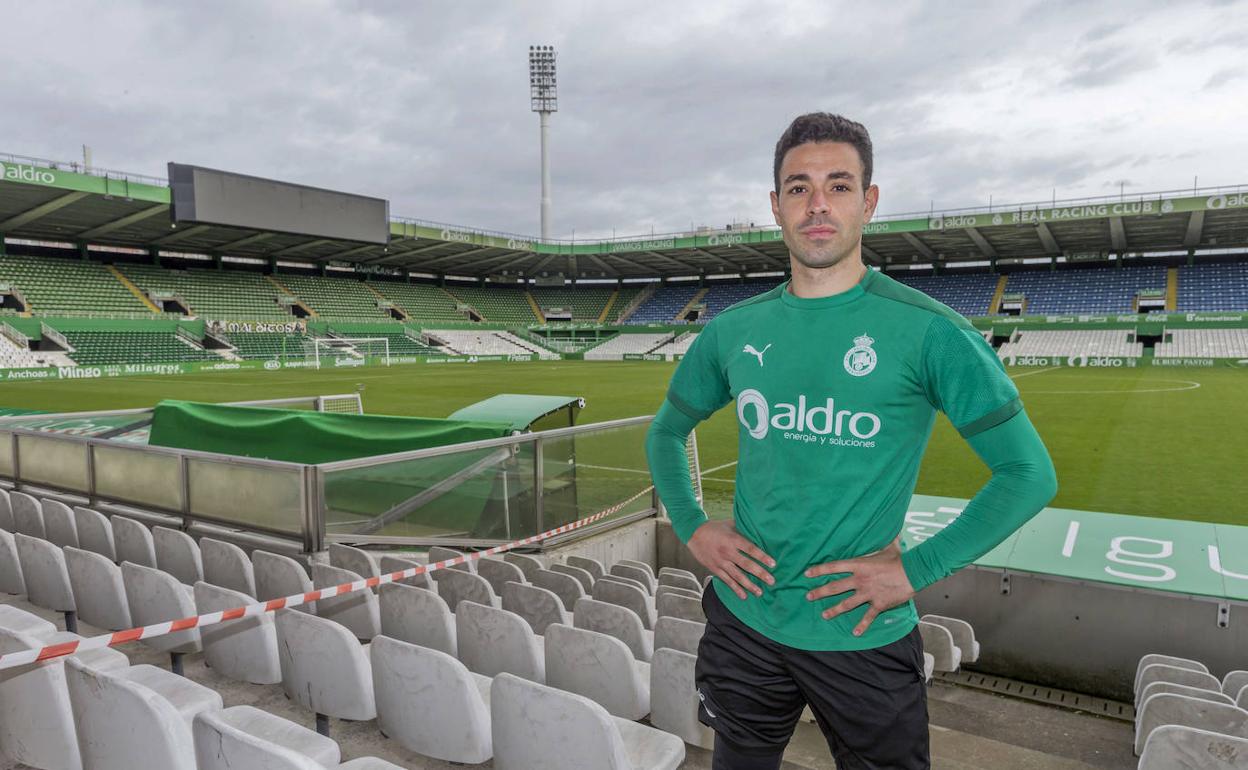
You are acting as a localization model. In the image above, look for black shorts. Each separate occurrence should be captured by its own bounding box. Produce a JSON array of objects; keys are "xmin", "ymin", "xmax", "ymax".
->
[{"xmin": 695, "ymin": 586, "xmax": 930, "ymax": 770}]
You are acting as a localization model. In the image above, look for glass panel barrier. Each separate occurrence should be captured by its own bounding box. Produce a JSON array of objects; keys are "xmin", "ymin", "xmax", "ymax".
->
[
  {"xmin": 323, "ymin": 442, "xmax": 537, "ymax": 541},
  {"xmin": 318, "ymin": 418, "xmax": 657, "ymax": 545},
  {"xmin": 0, "ymin": 432, "xmax": 12, "ymax": 478},
  {"xmin": 93, "ymin": 444, "xmax": 184, "ymax": 512},
  {"xmin": 537, "ymin": 420, "xmax": 655, "ymax": 531},
  {"xmin": 17, "ymin": 434, "xmax": 90, "ymax": 492},
  {"xmin": 187, "ymin": 457, "xmax": 304, "ymax": 535}
]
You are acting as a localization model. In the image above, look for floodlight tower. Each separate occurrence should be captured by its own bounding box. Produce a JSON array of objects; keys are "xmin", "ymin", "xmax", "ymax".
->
[{"xmin": 529, "ymin": 45, "xmax": 558, "ymax": 240}]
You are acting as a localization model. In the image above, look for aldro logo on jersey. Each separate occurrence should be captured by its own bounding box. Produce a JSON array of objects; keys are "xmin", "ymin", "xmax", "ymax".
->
[
  {"xmin": 843, "ymin": 334, "xmax": 877, "ymax": 377},
  {"xmin": 736, "ymin": 388, "xmax": 881, "ymax": 447}
]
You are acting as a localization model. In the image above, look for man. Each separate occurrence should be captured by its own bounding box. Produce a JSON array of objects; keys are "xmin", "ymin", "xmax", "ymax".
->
[{"xmin": 644, "ymin": 113, "xmax": 1058, "ymax": 769}]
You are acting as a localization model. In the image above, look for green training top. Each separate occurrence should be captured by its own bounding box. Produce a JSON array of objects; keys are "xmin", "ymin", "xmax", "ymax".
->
[{"xmin": 648, "ymin": 267, "xmax": 1054, "ymax": 651}]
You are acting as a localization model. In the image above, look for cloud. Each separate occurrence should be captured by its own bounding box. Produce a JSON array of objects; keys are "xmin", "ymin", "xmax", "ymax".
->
[
  {"xmin": 0, "ymin": 0, "xmax": 1244, "ymax": 240},
  {"xmin": 1204, "ymin": 67, "xmax": 1244, "ymax": 89},
  {"xmin": 1059, "ymin": 46, "xmax": 1156, "ymax": 89}
]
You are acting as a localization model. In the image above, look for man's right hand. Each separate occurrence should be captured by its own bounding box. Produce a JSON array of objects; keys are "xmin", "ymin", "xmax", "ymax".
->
[{"xmin": 687, "ymin": 520, "xmax": 776, "ymax": 600}]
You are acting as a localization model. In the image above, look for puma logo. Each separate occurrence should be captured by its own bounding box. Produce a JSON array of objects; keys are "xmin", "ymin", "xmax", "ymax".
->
[{"xmin": 743, "ymin": 343, "xmax": 772, "ymax": 366}]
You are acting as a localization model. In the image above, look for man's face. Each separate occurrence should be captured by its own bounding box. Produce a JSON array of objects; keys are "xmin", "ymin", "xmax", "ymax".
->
[{"xmin": 770, "ymin": 141, "xmax": 879, "ymax": 271}]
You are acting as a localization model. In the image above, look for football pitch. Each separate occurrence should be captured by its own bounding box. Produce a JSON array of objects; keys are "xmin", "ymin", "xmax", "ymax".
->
[{"xmin": 2, "ymin": 361, "xmax": 1244, "ymax": 526}]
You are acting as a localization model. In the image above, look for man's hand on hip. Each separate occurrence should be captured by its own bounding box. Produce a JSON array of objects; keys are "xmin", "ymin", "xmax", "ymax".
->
[
  {"xmin": 687, "ymin": 520, "xmax": 775, "ymax": 600},
  {"xmin": 805, "ymin": 537, "xmax": 916, "ymax": 636}
]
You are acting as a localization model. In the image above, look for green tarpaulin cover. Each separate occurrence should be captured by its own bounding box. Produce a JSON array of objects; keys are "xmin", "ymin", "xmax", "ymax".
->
[
  {"xmin": 148, "ymin": 400, "xmax": 513, "ymax": 464},
  {"xmin": 448, "ymin": 394, "xmax": 583, "ymax": 431}
]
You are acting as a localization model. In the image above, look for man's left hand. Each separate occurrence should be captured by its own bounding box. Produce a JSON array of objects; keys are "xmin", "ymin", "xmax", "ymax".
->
[{"xmin": 805, "ymin": 537, "xmax": 916, "ymax": 637}]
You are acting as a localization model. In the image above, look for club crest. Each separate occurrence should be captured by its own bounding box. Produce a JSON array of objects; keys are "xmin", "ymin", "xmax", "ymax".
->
[{"xmin": 843, "ymin": 334, "xmax": 877, "ymax": 377}]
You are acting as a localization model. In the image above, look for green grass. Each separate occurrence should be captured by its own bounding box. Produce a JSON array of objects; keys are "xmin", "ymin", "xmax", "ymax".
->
[{"xmin": 2, "ymin": 361, "xmax": 1244, "ymax": 525}]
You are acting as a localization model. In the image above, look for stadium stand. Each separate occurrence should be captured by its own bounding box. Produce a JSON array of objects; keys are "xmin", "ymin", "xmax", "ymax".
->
[
  {"xmin": 1154, "ymin": 328, "xmax": 1248, "ymax": 359},
  {"xmin": 120, "ymin": 265, "xmax": 292, "ymax": 319},
  {"xmin": 443, "ymin": 284, "xmax": 538, "ymax": 323},
  {"xmin": 530, "ymin": 286, "xmax": 616, "ymax": 321},
  {"xmin": 326, "ymin": 326, "xmax": 435, "ymax": 357},
  {"xmin": 1, "ymin": 502, "xmax": 1022, "ymax": 768},
  {"xmin": 0, "ymin": 332, "xmax": 45, "ymax": 369},
  {"xmin": 650, "ymin": 332, "xmax": 699, "ymax": 357},
  {"xmin": 1131, "ymin": 653, "xmax": 1248, "ymax": 760},
  {"xmin": 995, "ymin": 330, "xmax": 1143, "ymax": 359},
  {"xmin": 626, "ymin": 284, "xmax": 701, "ymax": 324},
  {"xmin": 278, "ymin": 273, "xmax": 391, "ymax": 320},
  {"xmin": 698, "ymin": 280, "xmax": 781, "ymax": 322},
  {"xmin": 603, "ymin": 285, "xmax": 645, "ymax": 323},
  {"xmin": 367, "ymin": 281, "xmax": 464, "ymax": 324},
  {"xmin": 0, "ymin": 255, "xmax": 148, "ymax": 314},
  {"xmin": 893, "ymin": 272, "xmax": 1000, "ymax": 316},
  {"xmin": 226, "ymin": 331, "xmax": 314, "ymax": 360},
  {"xmin": 61, "ymin": 330, "xmax": 220, "ymax": 365},
  {"xmin": 582, "ymin": 332, "xmax": 672, "ymax": 360},
  {"xmin": 426, "ymin": 329, "xmax": 557, "ymax": 358},
  {"xmin": 1002, "ymin": 265, "xmax": 1168, "ymax": 314},
  {"xmin": 1177, "ymin": 261, "xmax": 1248, "ymax": 311}
]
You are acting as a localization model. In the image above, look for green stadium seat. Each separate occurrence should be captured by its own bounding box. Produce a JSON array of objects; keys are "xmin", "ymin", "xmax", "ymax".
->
[
  {"xmin": 121, "ymin": 265, "xmax": 291, "ymax": 320},
  {"xmin": 0, "ymin": 255, "xmax": 148, "ymax": 314}
]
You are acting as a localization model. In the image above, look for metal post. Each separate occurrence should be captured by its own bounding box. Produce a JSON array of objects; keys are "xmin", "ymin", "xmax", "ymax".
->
[
  {"xmin": 301, "ymin": 466, "xmax": 325, "ymax": 554},
  {"xmin": 540, "ymin": 110, "xmax": 552, "ymax": 240},
  {"xmin": 529, "ymin": 45, "xmax": 557, "ymax": 240},
  {"xmin": 501, "ymin": 468, "xmax": 512, "ymax": 541},
  {"xmin": 10, "ymin": 432, "xmax": 20, "ymax": 489},
  {"xmin": 86, "ymin": 443, "xmax": 98, "ymax": 506},
  {"xmin": 533, "ymin": 437, "xmax": 544, "ymax": 534},
  {"xmin": 178, "ymin": 455, "xmax": 192, "ymax": 530}
]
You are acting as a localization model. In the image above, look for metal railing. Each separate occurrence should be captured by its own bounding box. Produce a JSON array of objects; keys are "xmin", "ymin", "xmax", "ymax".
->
[
  {"xmin": 0, "ymin": 424, "xmax": 315, "ymax": 548},
  {"xmin": 0, "ymin": 322, "xmax": 29, "ymax": 348},
  {"xmin": 39, "ymin": 323, "xmax": 68, "ymax": 350},
  {"xmin": 0, "ymin": 151, "xmax": 167, "ymax": 188},
  {"xmin": 313, "ymin": 414, "xmax": 657, "ymax": 548},
  {"xmin": 0, "ymin": 410, "xmax": 659, "ymax": 553},
  {"xmin": 28, "ymin": 310, "xmax": 185, "ymax": 321}
]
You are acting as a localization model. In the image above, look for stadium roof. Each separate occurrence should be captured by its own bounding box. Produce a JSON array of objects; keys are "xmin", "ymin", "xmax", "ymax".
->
[{"xmin": 2, "ymin": 152, "xmax": 1247, "ymax": 279}]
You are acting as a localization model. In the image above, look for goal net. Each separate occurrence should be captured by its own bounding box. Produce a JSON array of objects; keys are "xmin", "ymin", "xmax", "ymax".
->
[
  {"xmin": 304, "ymin": 337, "xmax": 391, "ymax": 369},
  {"xmin": 316, "ymin": 394, "xmax": 364, "ymax": 414}
]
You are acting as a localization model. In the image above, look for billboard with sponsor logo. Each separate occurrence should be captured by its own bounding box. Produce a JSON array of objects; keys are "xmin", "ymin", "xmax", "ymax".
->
[
  {"xmin": 0, "ymin": 353, "xmax": 554, "ymax": 383},
  {"xmin": 207, "ymin": 320, "xmax": 307, "ymax": 335}
]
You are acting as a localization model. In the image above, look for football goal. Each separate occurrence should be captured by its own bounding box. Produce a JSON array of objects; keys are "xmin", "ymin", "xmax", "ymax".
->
[{"xmin": 304, "ymin": 337, "xmax": 390, "ymax": 369}]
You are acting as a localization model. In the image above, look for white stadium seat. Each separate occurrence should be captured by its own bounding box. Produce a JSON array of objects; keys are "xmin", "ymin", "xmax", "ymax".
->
[
  {"xmin": 456, "ymin": 600, "xmax": 545, "ymax": 683},
  {"xmin": 371, "ymin": 635, "xmax": 493, "ymax": 763},
  {"xmin": 378, "ymin": 581, "xmax": 457, "ymax": 657},
  {"xmin": 312, "ymin": 562, "xmax": 380, "ymax": 641},
  {"xmin": 200, "ymin": 537, "xmax": 257, "ymax": 597},
  {"xmin": 490, "ymin": 672, "xmax": 684, "ymax": 770}
]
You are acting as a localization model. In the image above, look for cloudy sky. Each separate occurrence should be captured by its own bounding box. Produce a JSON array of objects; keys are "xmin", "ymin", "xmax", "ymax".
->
[{"xmin": 2, "ymin": 0, "xmax": 1245, "ymax": 240}]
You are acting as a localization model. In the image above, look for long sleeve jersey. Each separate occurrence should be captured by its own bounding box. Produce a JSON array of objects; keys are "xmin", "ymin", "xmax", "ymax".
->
[{"xmin": 645, "ymin": 269, "xmax": 1057, "ymax": 651}]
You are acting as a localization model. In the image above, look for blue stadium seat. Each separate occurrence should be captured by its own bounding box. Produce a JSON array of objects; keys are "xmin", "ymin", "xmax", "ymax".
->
[{"xmin": 1177, "ymin": 262, "xmax": 1248, "ymax": 311}]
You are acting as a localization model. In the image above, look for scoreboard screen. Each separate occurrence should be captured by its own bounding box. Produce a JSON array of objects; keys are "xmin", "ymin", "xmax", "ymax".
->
[{"xmin": 168, "ymin": 163, "xmax": 389, "ymax": 245}]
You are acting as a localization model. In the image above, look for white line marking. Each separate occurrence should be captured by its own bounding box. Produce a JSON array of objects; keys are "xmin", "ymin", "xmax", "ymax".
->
[
  {"xmin": 1062, "ymin": 521, "xmax": 1080, "ymax": 558},
  {"xmin": 702, "ymin": 460, "xmax": 738, "ymax": 474},
  {"xmin": 1009, "ymin": 366, "xmax": 1062, "ymax": 380},
  {"xmin": 1027, "ymin": 379, "xmax": 1201, "ymax": 395},
  {"xmin": 579, "ymin": 463, "xmax": 651, "ymax": 476}
]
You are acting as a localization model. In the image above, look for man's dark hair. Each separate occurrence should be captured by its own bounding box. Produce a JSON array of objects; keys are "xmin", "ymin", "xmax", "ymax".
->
[{"xmin": 773, "ymin": 113, "xmax": 873, "ymax": 193}]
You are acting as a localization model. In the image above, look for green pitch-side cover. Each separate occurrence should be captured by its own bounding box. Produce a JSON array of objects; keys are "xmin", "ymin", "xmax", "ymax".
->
[{"xmin": 148, "ymin": 400, "xmax": 512, "ymax": 464}]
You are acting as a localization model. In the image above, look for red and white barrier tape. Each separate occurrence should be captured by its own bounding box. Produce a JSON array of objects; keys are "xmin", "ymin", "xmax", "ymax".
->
[{"xmin": 0, "ymin": 485, "xmax": 654, "ymax": 671}]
